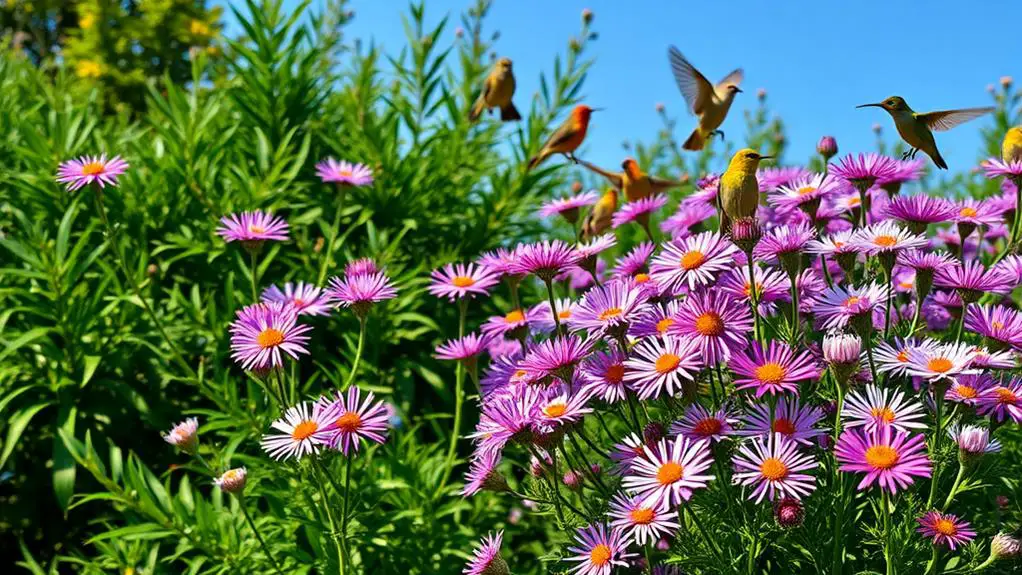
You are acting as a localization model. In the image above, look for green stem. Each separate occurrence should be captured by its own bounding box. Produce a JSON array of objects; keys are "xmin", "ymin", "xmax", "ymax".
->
[
  {"xmin": 340, "ymin": 455, "xmax": 353, "ymax": 571},
  {"xmin": 831, "ymin": 474, "xmax": 847, "ymax": 575},
  {"xmin": 342, "ymin": 318, "xmax": 367, "ymax": 391},
  {"xmin": 864, "ymin": 337, "xmax": 880, "ymax": 386},
  {"xmin": 544, "ymin": 279, "xmax": 562, "ymax": 333},
  {"xmin": 683, "ymin": 499, "xmax": 724, "ymax": 563},
  {"xmin": 575, "ymin": 425, "xmax": 611, "ymax": 460},
  {"xmin": 436, "ymin": 300, "xmax": 468, "ymax": 497},
  {"xmin": 250, "ymin": 249, "xmax": 260, "ymax": 303},
  {"xmin": 955, "ymin": 302, "xmax": 968, "ymax": 344},
  {"xmin": 941, "ymin": 463, "xmax": 967, "ymax": 511},
  {"xmin": 239, "ymin": 496, "xmax": 286, "ymax": 575},
  {"xmin": 927, "ymin": 389, "xmax": 946, "ymax": 509},
  {"xmin": 317, "ymin": 186, "xmax": 347, "ymax": 286},
  {"xmin": 311, "ymin": 459, "xmax": 345, "ymax": 575},
  {"xmin": 547, "ymin": 448, "xmax": 567, "ymax": 524},
  {"xmin": 882, "ymin": 490, "xmax": 893, "ymax": 575},
  {"xmin": 883, "ymin": 266, "xmax": 893, "ymax": 339},
  {"xmin": 626, "ymin": 392, "xmax": 645, "ymax": 433},
  {"xmin": 568, "ymin": 433, "xmax": 609, "ymax": 493},
  {"xmin": 909, "ymin": 292, "xmax": 925, "ymax": 336},
  {"xmin": 788, "ymin": 266, "xmax": 801, "ymax": 345},
  {"xmin": 746, "ymin": 256, "xmax": 762, "ymax": 343}
]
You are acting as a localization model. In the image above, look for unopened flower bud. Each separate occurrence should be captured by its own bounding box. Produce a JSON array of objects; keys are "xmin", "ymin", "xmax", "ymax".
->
[
  {"xmin": 455, "ymin": 27, "xmax": 464, "ymax": 38},
  {"xmin": 1000, "ymin": 76, "xmax": 1013, "ymax": 89},
  {"xmin": 655, "ymin": 102, "xmax": 665, "ymax": 113},
  {"xmin": 757, "ymin": 88, "xmax": 767, "ymax": 100},
  {"xmin": 823, "ymin": 333, "xmax": 861, "ymax": 384},
  {"xmin": 563, "ymin": 469, "xmax": 584, "ymax": 491},
  {"xmin": 643, "ymin": 422, "xmax": 666, "ymax": 445},
  {"xmin": 571, "ymin": 180, "xmax": 583, "ymax": 193},
  {"xmin": 817, "ymin": 136, "xmax": 838, "ymax": 160},
  {"xmin": 581, "ymin": 8, "xmax": 594, "ymax": 23},
  {"xmin": 163, "ymin": 418, "xmax": 199, "ymax": 454},
  {"xmin": 773, "ymin": 497, "xmax": 804, "ymax": 528},
  {"xmin": 729, "ymin": 217, "xmax": 762, "ymax": 254},
  {"xmin": 214, "ymin": 467, "xmax": 247, "ymax": 494},
  {"xmin": 990, "ymin": 533, "xmax": 1021, "ymax": 560}
]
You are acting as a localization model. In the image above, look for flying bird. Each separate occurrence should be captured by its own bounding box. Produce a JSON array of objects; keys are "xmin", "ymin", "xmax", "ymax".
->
[
  {"xmin": 667, "ymin": 46, "xmax": 743, "ymax": 151},
  {"xmin": 856, "ymin": 96, "xmax": 994, "ymax": 169},
  {"xmin": 718, "ymin": 148, "xmax": 773, "ymax": 233},
  {"xmin": 469, "ymin": 57, "xmax": 521, "ymax": 123},
  {"xmin": 581, "ymin": 187, "xmax": 618, "ymax": 240},
  {"xmin": 577, "ymin": 157, "xmax": 688, "ymax": 202},
  {"xmin": 527, "ymin": 105, "xmax": 598, "ymax": 171}
]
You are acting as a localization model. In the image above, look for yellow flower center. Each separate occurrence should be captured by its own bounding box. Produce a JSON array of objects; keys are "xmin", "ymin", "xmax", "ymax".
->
[
  {"xmin": 257, "ymin": 328, "xmax": 285, "ymax": 348},
  {"xmin": 452, "ymin": 276, "xmax": 476, "ymax": 288},
  {"xmin": 772, "ymin": 418, "xmax": 795, "ymax": 435},
  {"xmin": 544, "ymin": 403, "xmax": 568, "ymax": 418},
  {"xmin": 694, "ymin": 312, "xmax": 724, "ymax": 336},
  {"xmin": 335, "ymin": 412, "xmax": 362, "ymax": 433},
  {"xmin": 599, "ymin": 307, "xmax": 623, "ymax": 321},
  {"xmin": 504, "ymin": 310, "xmax": 525, "ymax": 323},
  {"xmin": 934, "ymin": 518, "xmax": 958, "ymax": 536},
  {"xmin": 693, "ymin": 418, "xmax": 722, "ymax": 436},
  {"xmin": 993, "ymin": 320, "xmax": 1005, "ymax": 330},
  {"xmin": 834, "ymin": 241, "xmax": 846, "ymax": 248},
  {"xmin": 955, "ymin": 385, "xmax": 977, "ymax": 399},
  {"xmin": 605, "ymin": 364, "xmax": 625, "ymax": 383},
  {"xmin": 848, "ymin": 197, "xmax": 861, "ymax": 207},
  {"xmin": 558, "ymin": 310, "xmax": 573, "ymax": 320},
  {"xmin": 843, "ymin": 296, "xmax": 861, "ymax": 308},
  {"xmin": 655, "ymin": 353, "xmax": 681, "ymax": 374},
  {"xmin": 248, "ymin": 225, "xmax": 266, "ymax": 234},
  {"xmin": 222, "ymin": 469, "xmax": 241, "ymax": 481},
  {"xmin": 743, "ymin": 282, "xmax": 762, "ymax": 298},
  {"xmin": 589, "ymin": 544, "xmax": 612, "ymax": 567},
  {"xmin": 680, "ymin": 250, "xmax": 707, "ymax": 270},
  {"xmin": 960, "ymin": 207, "xmax": 978, "ymax": 218},
  {"xmin": 656, "ymin": 461, "xmax": 684, "ymax": 485},
  {"xmin": 81, "ymin": 162, "xmax": 106, "ymax": 176},
  {"xmin": 898, "ymin": 281, "xmax": 913, "ymax": 289},
  {"xmin": 634, "ymin": 273, "xmax": 651, "ymax": 283},
  {"xmin": 339, "ymin": 169, "xmax": 353, "ymax": 178},
  {"xmin": 994, "ymin": 388, "xmax": 1019, "ymax": 404},
  {"xmin": 755, "ymin": 362, "xmax": 787, "ymax": 385},
  {"xmin": 759, "ymin": 457, "xmax": 789, "ymax": 481},
  {"xmin": 864, "ymin": 445, "xmax": 899, "ymax": 470},
  {"xmin": 629, "ymin": 507, "xmax": 656, "ymax": 525},
  {"xmin": 656, "ymin": 317, "xmax": 675, "ymax": 334},
  {"xmin": 870, "ymin": 406, "xmax": 896, "ymax": 423},
  {"xmin": 797, "ymin": 186, "xmax": 816, "ymax": 196},
  {"xmin": 291, "ymin": 420, "xmax": 319, "ymax": 441},
  {"xmin": 873, "ymin": 235, "xmax": 898, "ymax": 247},
  {"xmin": 896, "ymin": 350, "xmax": 909, "ymax": 363},
  {"xmin": 927, "ymin": 357, "xmax": 953, "ymax": 373}
]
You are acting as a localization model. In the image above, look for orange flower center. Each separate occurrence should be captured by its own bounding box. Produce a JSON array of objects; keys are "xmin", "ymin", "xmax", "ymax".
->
[
  {"xmin": 589, "ymin": 544, "xmax": 612, "ymax": 566},
  {"xmin": 955, "ymin": 385, "xmax": 977, "ymax": 399},
  {"xmin": 759, "ymin": 457, "xmax": 789, "ymax": 481},
  {"xmin": 558, "ymin": 310, "xmax": 573, "ymax": 320},
  {"xmin": 743, "ymin": 282, "xmax": 762, "ymax": 298},
  {"xmin": 934, "ymin": 518, "xmax": 958, "ymax": 536},
  {"xmin": 339, "ymin": 169, "xmax": 352, "ymax": 177},
  {"xmin": 291, "ymin": 420, "xmax": 319, "ymax": 441},
  {"xmin": 693, "ymin": 418, "xmax": 722, "ymax": 436},
  {"xmin": 656, "ymin": 461, "xmax": 684, "ymax": 485},
  {"xmin": 634, "ymin": 273, "xmax": 651, "ymax": 283},
  {"xmin": 994, "ymin": 387, "xmax": 1019, "ymax": 404},
  {"xmin": 864, "ymin": 445, "xmax": 899, "ymax": 469},
  {"xmin": 848, "ymin": 197, "xmax": 861, "ymax": 206},
  {"xmin": 599, "ymin": 307, "xmax": 624, "ymax": 321},
  {"xmin": 873, "ymin": 235, "xmax": 898, "ymax": 247},
  {"xmin": 898, "ymin": 280, "xmax": 914, "ymax": 289},
  {"xmin": 993, "ymin": 320, "xmax": 1005, "ymax": 330},
  {"xmin": 843, "ymin": 296, "xmax": 861, "ymax": 308},
  {"xmin": 452, "ymin": 276, "xmax": 476, "ymax": 288},
  {"xmin": 960, "ymin": 207, "xmax": 978, "ymax": 218},
  {"xmin": 870, "ymin": 406, "xmax": 896, "ymax": 423},
  {"xmin": 248, "ymin": 225, "xmax": 266, "ymax": 234},
  {"xmin": 755, "ymin": 362, "xmax": 787, "ymax": 385},
  {"xmin": 694, "ymin": 312, "xmax": 724, "ymax": 336},
  {"xmin": 797, "ymin": 186, "xmax": 816, "ymax": 196},
  {"xmin": 655, "ymin": 353, "xmax": 682, "ymax": 374},
  {"xmin": 896, "ymin": 349, "xmax": 909, "ymax": 363},
  {"xmin": 680, "ymin": 250, "xmax": 706, "ymax": 270},
  {"xmin": 222, "ymin": 469, "xmax": 242, "ymax": 481},
  {"xmin": 81, "ymin": 162, "xmax": 106, "ymax": 176},
  {"xmin": 504, "ymin": 310, "xmax": 525, "ymax": 323},
  {"xmin": 656, "ymin": 318, "xmax": 675, "ymax": 334},
  {"xmin": 629, "ymin": 507, "xmax": 656, "ymax": 525},
  {"xmin": 772, "ymin": 418, "xmax": 796, "ymax": 435},
  {"xmin": 257, "ymin": 328, "xmax": 285, "ymax": 348},
  {"xmin": 834, "ymin": 241, "xmax": 846, "ymax": 248},
  {"xmin": 335, "ymin": 411, "xmax": 362, "ymax": 433},
  {"xmin": 927, "ymin": 357, "xmax": 953, "ymax": 373},
  {"xmin": 544, "ymin": 403, "xmax": 568, "ymax": 418},
  {"xmin": 605, "ymin": 364, "xmax": 625, "ymax": 383},
  {"xmin": 294, "ymin": 298, "xmax": 306, "ymax": 306}
]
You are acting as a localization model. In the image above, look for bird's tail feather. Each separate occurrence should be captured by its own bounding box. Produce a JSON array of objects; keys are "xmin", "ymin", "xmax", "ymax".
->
[
  {"xmin": 683, "ymin": 129, "xmax": 705, "ymax": 151},
  {"xmin": 468, "ymin": 97, "xmax": 485, "ymax": 123},
  {"xmin": 931, "ymin": 149, "xmax": 948, "ymax": 170},
  {"xmin": 527, "ymin": 151, "xmax": 549, "ymax": 171},
  {"xmin": 500, "ymin": 103, "xmax": 522, "ymax": 122}
]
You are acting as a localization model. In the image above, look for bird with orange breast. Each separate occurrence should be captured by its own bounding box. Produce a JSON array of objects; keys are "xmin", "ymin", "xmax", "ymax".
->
[
  {"xmin": 527, "ymin": 105, "xmax": 598, "ymax": 171},
  {"xmin": 578, "ymin": 157, "xmax": 688, "ymax": 202}
]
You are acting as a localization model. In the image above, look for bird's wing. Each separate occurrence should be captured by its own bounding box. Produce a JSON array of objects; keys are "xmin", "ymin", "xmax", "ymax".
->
[
  {"xmin": 714, "ymin": 68, "xmax": 744, "ymax": 98},
  {"xmin": 578, "ymin": 159, "xmax": 624, "ymax": 189},
  {"xmin": 647, "ymin": 175, "xmax": 687, "ymax": 193},
  {"xmin": 667, "ymin": 46, "xmax": 714, "ymax": 114},
  {"xmin": 917, "ymin": 107, "xmax": 995, "ymax": 132},
  {"xmin": 539, "ymin": 119, "xmax": 578, "ymax": 151}
]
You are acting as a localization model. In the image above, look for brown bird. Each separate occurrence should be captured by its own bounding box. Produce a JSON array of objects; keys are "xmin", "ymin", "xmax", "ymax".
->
[
  {"xmin": 469, "ymin": 57, "xmax": 521, "ymax": 123},
  {"xmin": 581, "ymin": 187, "xmax": 618, "ymax": 240},
  {"xmin": 578, "ymin": 157, "xmax": 688, "ymax": 202},
  {"xmin": 527, "ymin": 105, "xmax": 598, "ymax": 171},
  {"xmin": 667, "ymin": 46, "xmax": 743, "ymax": 151}
]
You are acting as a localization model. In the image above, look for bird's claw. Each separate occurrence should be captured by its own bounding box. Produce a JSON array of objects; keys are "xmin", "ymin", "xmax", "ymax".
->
[
  {"xmin": 901, "ymin": 150, "xmax": 912, "ymax": 160},
  {"xmin": 713, "ymin": 130, "xmax": 725, "ymax": 141}
]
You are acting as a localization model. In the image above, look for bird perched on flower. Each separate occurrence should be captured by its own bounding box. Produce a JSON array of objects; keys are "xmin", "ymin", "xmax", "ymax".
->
[
  {"xmin": 718, "ymin": 149, "xmax": 772, "ymax": 232},
  {"xmin": 581, "ymin": 187, "xmax": 618, "ymax": 240},
  {"xmin": 667, "ymin": 46, "xmax": 743, "ymax": 151},
  {"xmin": 1003, "ymin": 126, "xmax": 1022, "ymax": 163},
  {"xmin": 527, "ymin": 105, "xmax": 597, "ymax": 170},
  {"xmin": 856, "ymin": 96, "xmax": 994, "ymax": 169},
  {"xmin": 577, "ymin": 157, "xmax": 689, "ymax": 202},
  {"xmin": 469, "ymin": 57, "xmax": 521, "ymax": 123}
]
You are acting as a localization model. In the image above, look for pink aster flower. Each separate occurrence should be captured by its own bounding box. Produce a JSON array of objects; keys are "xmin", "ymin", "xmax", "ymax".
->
[
  {"xmin": 830, "ymin": 153, "xmax": 899, "ymax": 191},
  {"xmin": 947, "ymin": 424, "xmax": 1001, "ymax": 456},
  {"xmin": 976, "ymin": 378, "xmax": 1022, "ymax": 423},
  {"xmin": 718, "ymin": 265, "xmax": 789, "ymax": 315},
  {"xmin": 660, "ymin": 202, "xmax": 716, "ymax": 238},
  {"xmin": 965, "ymin": 304, "xmax": 1022, "ymax": 350},
  {"xmin": 564, "ymin": 523, "xmax": 635, "ymax": 575},
  {"xmin": 851, "ymin": 221, "xmax": 928, "ymax": 256},
  {"xmin": 758, "ymin": 166, "xmax": 812, "ymax": 192},
  {"xmin": 436, "ymin": 332, "xmax": 493, "ymax": 362},
  {"xmin": 569, "ymin": 281, "xmax": 650, "ymax": 337},
  {"xmin": 613, "ymin": 241, "xmax": 656, "ymax": 279},
  {"xmin": 477, "ymin": 247, "xmax": 521, "ymax": 279},
  {"xmin": 917, "ymin": 511, "xmax": 976, "ymax": 550},
  {"xmin": 753, "ymin": 223, "xmax": 817, "ymax": 267},
  {"xmin": 216, "ymin": 211, "xmax": 290, "ymax": 244},
  {"xmin": 935, "ymin": 260, "xmax": 1013, "ymax": 301},
  {"xmin": 738, "ymin": 397, "xmax": 825, "ymax": 446},
  {"xmin": 316, "ymin": 387, "xmax": 390, "ymax": 455},
  {"xmin": 770, "ymin": 173, "xmax": 840, "ymax": 212},
  {"xmin": 261, "ymin": 282, "xmax": 332, "ymax": 316},
  {"xmin": 607, "ymin": 493, "xmax": 679, "ymax": 546},
  {"xmin": 463, "ymin": 530, "xmax": 509, "ymax": 575},
  {"xmin": 428, "ymin": 262, "xmax": 500, "ymax": 301},
  {"xmin": 315, "ymin": 158, "xmax": 374, "ymax": 186},
  {"xmin": 671, "ymin": 290, "xmax": 752, "ymax": 366},
  {"xmin": 573, "ymin": 235, "xmax": 618, "ymax": 272},
  {"xmin": 732, "ymin": 433, "xmax": 817, "ymax": 503},
  {"xmin": 903, "ymin": 341, "xmax": 978, "ymax": 382},
  {"xmin": 481, "ymin": 307, "xmax": 536, "ymax": 338},
  {"xmin": 835, "ymin": 426, "xmax": 931, "ymax": 493},
  {"xmin": 580, "ymin": 349, "xmax": 628, "ymax": 404},
  {"xmin": 538, "ymin": 190, "xmax": 599, "ymax": 221},
  {"xmin": 628, "ymin": 300, "xmax": 680, "ymax": 338},
  {"xmin": 994, "ymin": 254, "xmax": 1022, "ymax": 286},
  {"xmin": 623, "ymin": 336, "xmax": 702, "ymax": 400},
  {"xmin": 873, "ymin": 337, "xmax": 938, "ymax": 377},
  {"xmin": 945, "ymin": 374, "xmax": 996, "ymax": 406},
  {"xmin": 812, "ymin": 283, "xmax": 888, "ymax": 330},
  {"xmin": 610, "ymin": 433, "xmax": 653, "ymax": 475},
  {"xmin": 885, "ymin": 194, "xmax": 958, "ymax": 232},
  {"xmin": 56, "ymin": 154, "xmax": 129, "ymax": 191},
  {"xmin": 469, "ymin": 388, "xmax": 542, "ymax": 455},
  {"xmin": 611, "ymin": 195, "xmax": 668, "ymax": 229},
  {"xmin": 729, "ymin": 341, "xmax": 819, "ymax": 397},
  {"xmin": 510, "ymin": 240, "xmax": 581, "ymax": 281},
  {"xmin": 163, "ymin": 417, "xmax": 199, "ymax": 453},
  {"xmin": 521, "ymin": 335, "xmax": 593, "ymax": 383},
  {"xmin": 650, "ymin": 231, "xmax": 738, "ymax": 293},
  {"xmin": 344, "ymin": 257, "xmax": 379, "ymax": 278},
  {"xmin": 954, "ymin": 199, "xmax": 1004, "ymax": 227},
  {"xmin": 981, "ymin": 157, "xmax": 1022, "ymax": 179},
  {"xmin": 622, "ymin": 435, "xmax": 714, "ymax": 507},
  {"xmin": 841, "ymin": 384, "xmax": 926, "ymax": 432},
  {"xmin": 229, "ymin": 302, "xmax": 312, "ymax": 371},
  {"xmin": 462, "ymin": 450, "xmax": 508, "ymax": 497},
  {"xmin": 877, "ymin": 158, "xmax": 925, "ymax": 190},
  {"xmin": 531, "ymin": 297, "xmax": 580, "ymax": 332},
  {"xmin": 326, "ymin": 272, "xmax": 398, "ymax": 316},
  {"xmin": 670, "ymin": 403, "xmax": 738, "ymax": 443},
  {"xmin": 535, "ymin": 385, "xmax": 593, "ymax": 430},
  {"xmin": 260, "ymin": 401, "xmax": 334, "ymax": 461},
  {"xmin": 971, "ymin": 346, "xmax": 1017, "ymax": 369}
]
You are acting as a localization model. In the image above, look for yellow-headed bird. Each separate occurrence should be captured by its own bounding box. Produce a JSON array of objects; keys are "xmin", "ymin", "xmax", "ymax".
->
[
  {"xmin": 857, "ymin": 96, "xmax": 994, "ymax": 170},
  {"xmin": 469, "ymin": 57, "xmax": 521, "ymax": 123},
  {"xmin": 527, "ymin": 105, "xmax": 597, "ymax": 171},
  {"xmin": 718, "ymin": 149, "xmax": 772, "ymax": 232},
  {"xmin": 667, "ymin": 46, "xmax": 743, "ymax": 151},
  {"xmin": 1003, "ymin": 126, "xmax": 1022, "ymax": 163},
  {"xmin": 581, "ymin": 187, "xmax": 618, "ymax": 240},
  {"xmin": 578, "ymin": 157, "xmax": 688, "ymax": 202}
]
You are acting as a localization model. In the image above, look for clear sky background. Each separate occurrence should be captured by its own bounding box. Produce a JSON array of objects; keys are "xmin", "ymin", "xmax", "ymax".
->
[{"xmin": 224, "ymin": 0, "xmax": 1020, "ymax": 173}]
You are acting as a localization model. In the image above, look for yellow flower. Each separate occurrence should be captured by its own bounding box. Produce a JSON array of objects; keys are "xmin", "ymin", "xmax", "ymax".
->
[
  {"xmin": 76, "ymin": 60, "xmax": 103, "ymax": 79},
  {"xmin": 80, "ymin": 12, "xmax": 96, "ymax": 29},
  {"xmin": 190, "ymin": 19, "xmax": 211, "ymax": 37}
]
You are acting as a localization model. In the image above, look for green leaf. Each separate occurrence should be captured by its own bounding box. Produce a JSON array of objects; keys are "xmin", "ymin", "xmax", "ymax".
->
[
  {"xmin": 86, "ymin": 523, "xmax": 174, "ymax": 543},
  {"xmin": 0, "ymin": 401, "xmax": 53, "ymax": 470},
  {"xmin": 52, "ymin": 406, "xmax": 77, "ymax": 511},
  {"xmin": 80, "ymin": 356, "xmax": 100, "ymax": 388},
  {"xmin": 0, "ymin": 327, "xmax": 52, "ymax": 363},
  {"xmin": 0, "ymin": 385, "xmax": 41, "ymax": 415}
]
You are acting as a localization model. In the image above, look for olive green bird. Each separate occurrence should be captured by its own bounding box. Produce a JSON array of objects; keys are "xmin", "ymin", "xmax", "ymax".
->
[
  {"xmin": 667, "ymin": 45, "xmax": 743, "ymax": 151},
  {"xmin": 469, "ymin": 57, "xmax": 521, "ymax": 123},
  {"xmin": 718, "ymin": 148, "xmax": 773, "ymax": 233},
  {"xmin": 856, "ymin": 96, "xmax": 994, "ymax": 170}
]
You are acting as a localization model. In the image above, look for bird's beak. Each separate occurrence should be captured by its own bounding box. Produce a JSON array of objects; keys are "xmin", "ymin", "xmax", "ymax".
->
[
  {"xmin": 734, "ymin": 88, "xmax": 743, "ymax": 93},
  {"xmin": 589, "ymin": 107, "xmax": 605, "ymax": 113},
  {"xmin": 759, "ymin": 155, "xmax": 775, "ymax": 161},
  {"xmin": 856, "ymin": 103, "xmax": 883, "ymax": 109}
]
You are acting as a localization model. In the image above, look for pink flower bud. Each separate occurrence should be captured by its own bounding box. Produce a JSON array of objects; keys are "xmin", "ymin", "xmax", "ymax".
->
[
  {"xmin": 163, "ymin": 418, "xmax": 199, "ymax": 454},
  {"xmin": 214, "ymin": 467, "xmax": 247, "ymax": 494}
]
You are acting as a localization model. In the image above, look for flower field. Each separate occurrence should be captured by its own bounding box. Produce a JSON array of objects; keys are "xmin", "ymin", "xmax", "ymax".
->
[{"xmin": 2, "ymin": 1, "xmax": 1022, "ymax": 574}]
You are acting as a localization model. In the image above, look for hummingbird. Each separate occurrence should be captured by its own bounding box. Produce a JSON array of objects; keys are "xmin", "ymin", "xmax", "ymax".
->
[
  {"xmin": 856, "ymin": 96, "xmax": 994, "ymax": 169},
  {"xmin": 469, "ymin": 57, "xmax": 521, "ymax": 123},
  {"xmin": 718, "ymin": 148, "xmax": 773, "ymax": 233},
  {"xmin": 667, "ymin": 46, "xmax": 743, "ymax": 151},
  {"xmin": 577, "ymin": 157, "xmax": 689, "ymax": 202},
  {"xmin": 527, "ymin": 105, "xmax": 599, "ymax": 171}
]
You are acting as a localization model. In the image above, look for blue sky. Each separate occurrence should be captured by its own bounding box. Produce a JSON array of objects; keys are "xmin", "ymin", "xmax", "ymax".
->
[{"xmin": 227, "ymin": 0, "xmax": 1018, "ymax": 172}]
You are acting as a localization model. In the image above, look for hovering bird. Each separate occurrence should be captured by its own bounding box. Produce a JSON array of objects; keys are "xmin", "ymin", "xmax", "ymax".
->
[
  {"xmin": 718, "ymin": 148, "xmax": 773, "ymax": 232},
  {"xmin": 667, "ymin": 46, "xmax": 743, "ymax": 151},
  {"xmin": 577, "ymin": 157, "xmax": 689, "ymax": 202},
  {"xmin": 856, "ymin": 96, "xmax": 994, "ymax": 169},
  {"xmin": 581, "ymin": 187, "xmax": 618, "ymax": 240},
  {"xmin": 469, "ymin": 57, "xmax": 521, "ymax": 123},
  {"xmin": 527, "ymin": 105, "xmax": 598, "ymax": 171},
  {"xmin": 1003, "ymin": 126, "xmax": 1022, "ymax": 163}
]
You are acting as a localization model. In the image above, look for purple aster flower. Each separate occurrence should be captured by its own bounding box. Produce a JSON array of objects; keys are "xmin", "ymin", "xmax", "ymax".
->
[
  {"xmin": 326, "ymin": 271, "xmax": 398, "ymax": 316},
  {"xmin": 650, "ymin": 231, "xmax": 738, "ymax": 293},
  {"xmin": 623, "ymin": 336, "xmax": 702, "ymax": 400},
  {"xmin": 976, "ymin": 378, "xmax": 1022, "ymax": 423},
  {"xmin": 611, "ymin": 195, "xmax": 668, "ymax": 229},
  {"xmin": 569, "ymin": 281, "xmax": 650, "ymax": 337},
  {"xmin": 428, "ymin": 263, "xmax": 500, "ymax": 301},
  {"xmin": 753, "ymin": 223, "xmax": 816, "ymax": 268},
  {"xmin": 970, "ymin": 347, "xmax": 1017, "ymax": 370},
  {"xmin": 462, "ymin": 450, "xmax": 509, "ymax": 496},
  {"xmin": 670, "ymin": 290, "xmax": 752, "ymax": 366},
  {"xmin": 481, "ymin": 307, "xmax": 537, "ymax": 338},
  {"xmin": 510, "ymin": 240, "xmax": 581, "ymax": 282},
  {"xmin": 982, "ymin": 157, "xmax": 1022, "ymax": 179},
  {"xmin": 812, "ymin": 283, "xmax": 888, "ymax": 331},
  {"xmin": 738, "ymin": 397, "xmax": 825, "ymax": 446},
  {"xmin": 886, "ymin": 194, "xmax": 957, "ymax": 232},
  {"xmin": 622, "ymin": 436, "xmax": 714, "ymax": 507},
  {"xmin": 229, "ymin": 302, "xmax": 312, "ymax": 371},
  {"xmin": 469, "ymin": 387, "xmax": 542, "ymax": 455},
  {"xmin": 830, "ymin": 153, "xmax": 899, "ymax": 191},
  {"xmin": 873, "ymin": 337, "xmax": 937, "ymax": 377},
  {"xmin": 315, "ymin": 158, "xmax": 374, "ymax": 186},
  {"xmin": 841, "ymin": 384, "xmax": 926, "ymax": 432},
  {"xmin": 732, "ymin": 433, "xmax": 817, "ymax": 503},
  {"xmin": 580, "ymin": 349, "xmax": 628, "ymax": 403},
  {"xmin": 463, "ymin": 530, "xmax": 509, "ymax": 575},
  {"xmin": 216, "ymin": 211, "xmax": 290, "ymax": 245},
  {"xmin": 835, "ymin": 426, "xmax": 931, "ymax": 494},
  {"xmin": 261, "ymin": 282, "xmax": 332, "ymax": 316},
  {"xmin": 758, "ymin": 166, "xmax": 812, "ymax": 192},
  {"xmin": 628, "ymin": 299, "xmax": 681, "ymax": 338},
  {"xmin": 994, "ymin": 254, "xmax": 1022, "ymax": 286},
  {"xmin": 163, "ymin": 417, "xmax": 199, "ymax": 453},
  {"xmin": 436, "ymin": 332, "xmax": 494, "ymax": 362},
  {"xmin": 564, "ymin": 523, "xmax": 635, "ymax": 575},
  {"xmin": 520, "ymin": 335, "xmax": 593, "ymax": 383},
  {"xmin": 877, "ymin": 158, "xmax": 925, "ymax": 191},
  {"xmin": 344, "ymin": 257, "xmax": 379, "ymax": 278},
  {"xmin": 917, "ymin": 511, "xmax": 976, "ymax": 551},
  {"xmin": 903, "ymin": 342, "xmax": 978, "ymax": 383},
  {"xmin": 607, "ymin": 493, "xmax": 680, "ymax": 547},
  {"xmin": 718, "ymin": 265, "xmax": 789, "ymax": 315},
  {"xmin": 851, "ymin": 221, "xmax": 928, "ymax": 256},
  {"xmin": 660, "ymin": 202, "xmax": 716, "ymax": 238},
  {"xmin": 316, "ymin": 386, "xmax": 390, "ymax": 455},
  {"xmin": 530, "ymin": 297, "xmax": 579, "ymax": 332},
  {"xmin": 729, "ymin": 341, "xmax": 819, "ymax": 397},
  {"xmin": 477, "ymin": 247, "xmax": 521, "ymax": 279},
  {"xmin": 535, "ymin": 384, "xmax": 594, "ymax": 430},
  {"xmin": 613, "ymin": 241, "xmax": 656, "ymax": 280},
  {"xmin": 259, "ymin": 401, "xmax": 334, "ymax": 461},
  {"xmin": 954, "ymin": 199, "xmax": 1004, "ymax": 227},
  {"xmin": 538, "ymin": 190, "xmax": 599, "ymax": 223},
  {"xmin": 670, "ymin": 403, "xmax": 738, "ymax": 443},
  {"xmin": 770, "ymin": 173, "xmax": 840, "ymax": 213},
  {"xmin": 935, "ymin": 260, "xmax": 1013, "ymax": 302},
  {"xmin": 56, "ymin": 154, "xmax": 129, "ymax": 192},
  {"xmin": 573, "ymin": 234, "xmax": 617, "ymax": 272},
  {"xmin": 965, "ymin": 304, "xmax": 1022, "ymax": 350}
]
